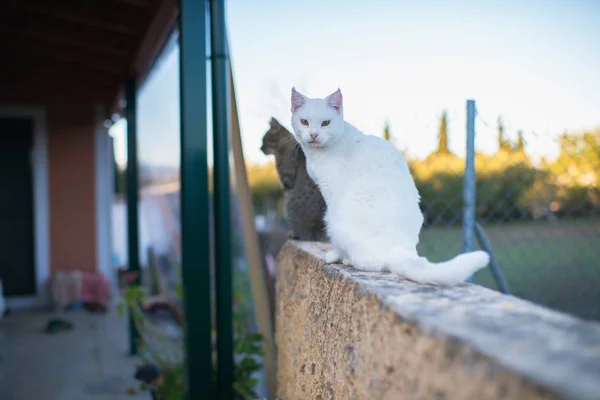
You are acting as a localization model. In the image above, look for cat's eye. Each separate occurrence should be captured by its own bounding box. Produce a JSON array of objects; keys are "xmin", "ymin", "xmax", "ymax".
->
[
  {"xmin": 321, "ymin": 120, "xmax": 331, "ymax": 127},
  {"xmin": 300, "ymin": 119, "xmax": 309, "ymax": 126}
]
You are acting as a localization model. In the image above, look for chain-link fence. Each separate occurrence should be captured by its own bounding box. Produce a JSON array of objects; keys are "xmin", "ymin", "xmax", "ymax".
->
[
  {"xmin": 416, "ymin": 100, "xmax": 600, "ymax": 321},
  {"xmin": 251, "ymin": 100, "xmax": 600, "ymax": 322}
]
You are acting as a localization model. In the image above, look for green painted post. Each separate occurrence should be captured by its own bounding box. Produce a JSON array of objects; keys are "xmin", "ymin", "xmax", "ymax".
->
[
  {"xmin": 210, "ymin": 0, "xmax": 233, "ymax": 398},
  {"xmin": 178, "ymin": 0, "xmax": 214, "ymax": 398},
  {"xmin": 125, "ymin": 78, "xmax": 141, "ymax": 356}
]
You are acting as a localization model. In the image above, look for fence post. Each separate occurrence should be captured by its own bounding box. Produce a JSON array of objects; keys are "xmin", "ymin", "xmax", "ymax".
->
[{"xmin": 463, "ymin": 99, "xmax": 476, "ymax": 282}]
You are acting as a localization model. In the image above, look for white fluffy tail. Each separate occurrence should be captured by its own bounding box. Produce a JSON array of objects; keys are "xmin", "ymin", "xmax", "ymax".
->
[{"xmin": 393, "ymin": 251, "xmax": 490, "ymax": 285}]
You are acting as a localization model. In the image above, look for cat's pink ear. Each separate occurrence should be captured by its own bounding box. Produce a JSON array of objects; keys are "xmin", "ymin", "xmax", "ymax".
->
[
  {"xmin": 291, "ymin": 87, "xmax": 305, "ymax": 112},
  {"xmin": 326, "ymin": 88, "xmax": 343, "ymax": 112}
]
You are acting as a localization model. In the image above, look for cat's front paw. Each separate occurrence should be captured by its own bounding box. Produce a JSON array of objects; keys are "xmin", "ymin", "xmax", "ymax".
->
[
  {"xmin": 342, "ymin": 258, "xmax": 352, "ymax": 267},
  {"xmin": 324, "ymin": 250, "xmax": 342, "ymax": 264}
]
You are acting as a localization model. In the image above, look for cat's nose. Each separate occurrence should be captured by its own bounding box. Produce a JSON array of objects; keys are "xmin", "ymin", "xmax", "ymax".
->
[{"xmin": 309, "ymin": 132, "xmax": 319, "ymax": 140}]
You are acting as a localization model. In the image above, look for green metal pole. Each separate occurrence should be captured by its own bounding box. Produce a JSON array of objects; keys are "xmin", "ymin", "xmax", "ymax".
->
[
  {"xmin": 210, "ymin": 0, "xmax": 233, "ymax": 398},
  {"xmin": 178, "ymin": 0, "xmax": 214, "ymax": 398},
  {"xmin": 125, "ymin": 78, "xmax": 141, "ymax": 356}
]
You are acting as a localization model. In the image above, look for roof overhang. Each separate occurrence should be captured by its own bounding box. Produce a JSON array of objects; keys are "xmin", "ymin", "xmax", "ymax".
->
[{"xmin": 0, "ymin": 0, "xmax": 179, "ymax": 114}]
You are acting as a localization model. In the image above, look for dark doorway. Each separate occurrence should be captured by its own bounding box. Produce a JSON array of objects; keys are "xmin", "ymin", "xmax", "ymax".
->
[{"xmin": 0, "ymin": 117, "xmax": 36, "ymax": 296}]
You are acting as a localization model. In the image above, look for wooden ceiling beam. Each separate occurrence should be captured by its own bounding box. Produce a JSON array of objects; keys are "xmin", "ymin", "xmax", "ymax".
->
[
  {"xmin": 0, "ymin": 74, "xmax": 116, "ymax": 90},
  {"xmin": 0, "ymin": 59, "xmax": 121, "ymax": 84},
  {"xmin": 18, "ymin": 0, "xmax": 153, "ymax": 15},
  {"xmin": 0, "ymin": 26, "xmax": 129, "ymax": 58},
  {"xmin": 0, "ymin": 59, "xmax": 119, "ymax": 87},
  {"xmin": 109, "ymin": 0, "xmax": 154, "ymax": 7},
  {"xmin": 0, "ymin": 81, "xmax": 116, "ymax": 104},
  {"xmin": 0, "ymin": 77, "xmax": 116, "ymax": 93},
  {"xmin": 8, "ymin": 3, "xmax": 139, "ymax": 36},
  {"xmin": 1, "ymin": 43, "xmax": 125, "ymax": 75},
  {"xmin": 0, "ymin": 12, "xmax": 133, "ymax": 54}
]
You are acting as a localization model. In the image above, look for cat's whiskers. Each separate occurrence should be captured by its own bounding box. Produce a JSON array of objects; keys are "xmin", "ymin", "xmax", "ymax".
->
[
  {"xmin": 280, "ymin": 135, "xmax": 300, "ymax": 148},
  {"xmin": 292, "ymin": 141, "xmax": 302, "ymax": 160}
]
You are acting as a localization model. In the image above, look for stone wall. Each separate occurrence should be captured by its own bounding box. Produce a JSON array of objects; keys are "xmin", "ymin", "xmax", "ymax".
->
[{"xmin": 276, "ymin": 241, "xmax": 600, "ymax": 400}]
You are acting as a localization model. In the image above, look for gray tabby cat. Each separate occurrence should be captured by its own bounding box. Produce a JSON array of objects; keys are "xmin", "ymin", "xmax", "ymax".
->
[{"xmin": 260, "ymin": 117, "xmax": 327, "ymax": 242}]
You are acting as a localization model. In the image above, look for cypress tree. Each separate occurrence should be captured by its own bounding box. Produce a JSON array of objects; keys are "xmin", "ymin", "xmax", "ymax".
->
[
  {"xmin": 383, "ymin": 121, "xmax": 391, "ymax": 141},
  {"xmin": 516, "ymin": 130, "xmax": 525, "ymax": 152},
  {"xmin": 437, "ymin": 111, "xmax": 449, "ymax": 154}
]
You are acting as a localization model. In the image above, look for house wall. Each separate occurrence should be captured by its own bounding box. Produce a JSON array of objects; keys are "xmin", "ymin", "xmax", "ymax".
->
[
  {"xmin": 0, "ymin": 97, "xmax": 113, "ymax": 307},
  {"xmin": 47, "ymin": 104, "xmax": 99, "ymax": 273}
]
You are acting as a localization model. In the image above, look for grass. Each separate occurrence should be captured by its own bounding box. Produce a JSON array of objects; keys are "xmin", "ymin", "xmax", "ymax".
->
[{"xmin": 418, "ymin": 217, "xmax": 600, "ymax": 321}]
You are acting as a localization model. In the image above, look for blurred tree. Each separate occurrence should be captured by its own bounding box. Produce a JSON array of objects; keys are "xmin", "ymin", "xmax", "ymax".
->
[
  {"xmin": 246, "ymin": 161, "xmax": 283, "ymax": 213},
  {"xmin": 436, "ymin": 111, "xmax": 450, "ymax": 154},
  {"xmin": 550, "ymin": 129, "xmax": 600, "ymax": 189},
  {"xmin": 383, "ymin": 121, "xmax": 391, "ymax": 141},
  {"xmin": 497, "ymin": 116, "xmax": 511, "ymax": 152},
  {"xmin": 247, "ymin": 127, "xmax": 600, "ymax": 222},
  {"xmin": 516, "ymin": 130, "xmax": 526, "ymax": 153},
  {"xmin": 497, "ymin": 116, "xmax": 504, "ymax": 149}
]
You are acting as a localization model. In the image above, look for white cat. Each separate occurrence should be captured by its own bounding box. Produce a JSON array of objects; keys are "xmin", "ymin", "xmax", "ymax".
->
[{"xmin": 289, "ymin": 87, "xmax": 490, "ymax": 285}]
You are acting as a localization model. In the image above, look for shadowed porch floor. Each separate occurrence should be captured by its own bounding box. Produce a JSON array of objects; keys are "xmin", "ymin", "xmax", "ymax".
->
[{"xmin": 0, "ymin": 306, "xmax": 148, "ymax": 400}]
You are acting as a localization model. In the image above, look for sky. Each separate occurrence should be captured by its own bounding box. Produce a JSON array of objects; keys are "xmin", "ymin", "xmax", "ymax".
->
[{"xmin": 111, "ymin": 0, "xmax": 600, "ymax": 168}]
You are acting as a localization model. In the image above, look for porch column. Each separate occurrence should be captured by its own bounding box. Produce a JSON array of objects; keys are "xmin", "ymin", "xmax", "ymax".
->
[
  {"xmin": 125, "ymin": 78, "xmax": 141, "ymax": 355},
  {"xmin": 178, "ymin": 0, "xmax": 214, "ymax": 398},
  {"xmin": 210, "ymin": 0, "xmax": 234, "ymax": 398}
]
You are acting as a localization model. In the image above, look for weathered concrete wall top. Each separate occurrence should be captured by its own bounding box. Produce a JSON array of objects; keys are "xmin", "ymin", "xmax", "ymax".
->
[{"xmin": 276, "ymin": 241, "xmax": 600, "ymax": 400}]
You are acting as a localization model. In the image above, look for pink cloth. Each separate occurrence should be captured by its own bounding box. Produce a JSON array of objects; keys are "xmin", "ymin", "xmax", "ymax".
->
[
  {"xmin": 51, "ymin": 271, "xmax": 111, "ymax": 308},
  {"xmin": 80, "ymin": 272, "xmax": 111, "ymax": 306}
]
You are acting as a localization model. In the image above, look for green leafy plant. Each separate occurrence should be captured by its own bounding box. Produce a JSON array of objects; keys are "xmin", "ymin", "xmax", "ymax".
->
[
  {"xmin": 120, "ymin": 284, "xmax": 264, "ymax": 400},
  {"xmin": 233, "ymin": 317, "xmax": 263, "ymax": 397},
  {"xmin": 154, "ymin": 364, "xmax": 186, "ymax": 400}
]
